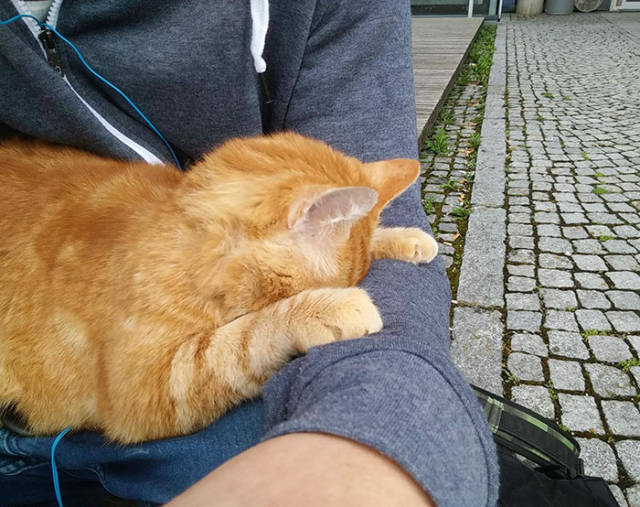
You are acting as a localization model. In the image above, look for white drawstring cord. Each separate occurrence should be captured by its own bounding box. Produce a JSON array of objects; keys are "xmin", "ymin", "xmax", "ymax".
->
[{"xmin": 249, "ymin": 0, "xmax": 269, "ymax": 73}]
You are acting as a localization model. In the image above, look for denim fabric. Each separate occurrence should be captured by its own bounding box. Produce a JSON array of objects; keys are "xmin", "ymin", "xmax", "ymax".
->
[{"xmin": 0, "ymin": 401, "xmax": 263, "ymax": 506}]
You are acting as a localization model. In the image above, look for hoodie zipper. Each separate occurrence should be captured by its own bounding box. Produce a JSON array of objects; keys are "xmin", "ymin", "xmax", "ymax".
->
[
  {"xmin": 9, "ymin": 0, "xmax": 165, "ymax": 165},
  {"xmin": 38, "ymin": 28, "xmax": 62, "ymax": 74}
]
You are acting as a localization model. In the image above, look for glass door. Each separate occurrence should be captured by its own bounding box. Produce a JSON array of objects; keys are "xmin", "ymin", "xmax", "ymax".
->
[
  {"xmin": 617, "ymin": 0, "xmax": 640, "ymax": 9},
  {"xmin": 412, "ymin": 0, "xmax": 496, "ymax": 17}
]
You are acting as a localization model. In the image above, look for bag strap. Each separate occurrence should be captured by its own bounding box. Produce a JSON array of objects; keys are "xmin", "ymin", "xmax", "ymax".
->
[{"xmin": 472, "ymin": 385, "xmax": 584, "ymax": 479}]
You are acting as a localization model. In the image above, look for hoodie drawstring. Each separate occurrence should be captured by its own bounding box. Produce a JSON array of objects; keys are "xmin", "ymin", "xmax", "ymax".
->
[{"xmin": 249, "ymin": 0, "xmax": 269, "ymax": 74}]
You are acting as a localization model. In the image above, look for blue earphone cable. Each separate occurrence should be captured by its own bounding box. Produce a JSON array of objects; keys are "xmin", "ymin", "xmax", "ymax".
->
[
  {"xmin": 51, "ymin": 426, "xmax": 72, "ymax": 507},
  {"xmin": 0, "ymin": 13, "xmax": 182, "ymax": 170},
  {"xmin": 2, "ymin": 13, "xmax": 184, "ymax": 507}
]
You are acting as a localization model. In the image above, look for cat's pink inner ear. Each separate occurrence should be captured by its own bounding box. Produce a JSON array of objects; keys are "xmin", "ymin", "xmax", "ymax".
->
[{"xmin": 289, "ymin": 186, "xmax": 378, "ymax": 234}]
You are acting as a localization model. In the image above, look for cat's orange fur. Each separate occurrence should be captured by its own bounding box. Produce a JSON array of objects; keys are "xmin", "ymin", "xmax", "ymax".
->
[{"xmin": 0, "ymin": 133, "xmax": 437, "ymax": 443}]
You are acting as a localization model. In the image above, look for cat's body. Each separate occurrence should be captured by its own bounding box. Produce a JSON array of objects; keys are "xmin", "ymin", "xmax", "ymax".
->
[{"xmin": 0, "ymin": 133, "xmax": 437, "ymax": 443}]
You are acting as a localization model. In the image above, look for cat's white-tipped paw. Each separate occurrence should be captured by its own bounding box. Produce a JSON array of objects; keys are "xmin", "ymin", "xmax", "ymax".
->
[
  {"xmin": 293, "ymin": 288, "xmax": 383, "ymax": 350},
  {"xmin": 331, "ymin": 287, "xmax": 383, "ymax": 339},
  {"xmin": 371, "ymin": 227, "xmax": 439, "ymax": 264},
  {"xmin": 400, "ymin": 229, "xmax": 439, "ymax": 264}
]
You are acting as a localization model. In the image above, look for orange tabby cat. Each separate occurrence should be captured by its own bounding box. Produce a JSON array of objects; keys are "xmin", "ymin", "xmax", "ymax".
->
[{"xmin": 0, "ymin": 132, "xmax": 437, "ymax": 443}]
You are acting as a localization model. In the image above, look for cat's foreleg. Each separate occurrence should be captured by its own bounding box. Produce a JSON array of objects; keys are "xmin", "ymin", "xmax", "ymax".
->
[
  {"xmin": 166, "ymin": 287, "xmax": 382, "ymax": 436},
  {"xmin": 370, "ymin": 226, "xmax": 438, "ymax": 264}
]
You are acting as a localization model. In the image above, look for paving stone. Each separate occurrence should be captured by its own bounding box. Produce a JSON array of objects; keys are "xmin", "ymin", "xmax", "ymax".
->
[
  {"xmin": 575, "ymin": 309, "xmax": 612, "ymax": 332},
  {"xmin": 588, "ymin": 335, "xmax": 633, "ymax": 363},
  {"xmin": 509, "ymin": 235, "xmax": 535, "ymax": 249},
  {"xmin": 538, "ymin": 269, "xmax": 573, "ymax": 288},
  {"xmin": 508, "ymin": 249, "xmax": 535, "ymax": 264},
  {"xmin": 625, "ymin": 485, "xmax": 640, "ymax": 507},
  {"xmin": 510, "ymin": 333, "xmax": 548, "ymax": 357},
  {"xmin": 602, "ymin": 401, "xmax": 640, "ymax": 436},
  {"xmin": 604, "ymin": 239, "xmax": 638, "ymax": 254},
  {"xmin": 539, "ymin": 237, "xmax": 573, "ymax": 254},
  {"xmin": 617, "ymin": 440, "xmax": 640, "ymax": 481},
  {"xmin": 587, "ymin": 212, "xmax": 623, "ymax": 224},
  {"xmin": 507, "ymin": 276, "xmax": 536, "ymax": 292},
  {"xmin": 586, "ymin": 225, "xmax": 614, "ymax": 237},
  {"xmin": 507, "ymin": 264, "xmax": 535, "ymax": 277},
  {"xmin": 548, "ymin": 330, "xmax": 590, "ymax": 359},
  {"xmin": 585, "ymin": 364, "xmax": 636, "ymax": 397},
  {"xmin": 509, "ymin": 212, "xmax": 530, "ymax": 223},
  {"xmin": 606, "ymin": 311, "xmax": 640, "ymax": 333},
  {"xmin": 548, "ymin": 359, "xmax": 584, "ymax": 391},
  {"xmin": 558, "ymin": 394, "xmax": 603, "ymax": 434},
  {"xmin": 606, "ymin": 291, "xmax": 640, "ymax": 310},
  {"xmin": 457, "ymin": 208, "xmax": 506, "ymax": 307},
  {"xmin": 562, "ymin": 226, "xmax": 588, "ymax": 239},
  {"xmin": 562, "ymin": 213, "xmax": 587, "ymax": 225},
  {"xmin": 534, "ymin": 199, "xmax": 555, "ymax": 211},
  {"xmin": 506, "ymin": 292, "xmax": 540, "ymax": 311},
  {"xmin": 534, "ymin": 211, "xmax": 560, "ymax": 223},
  {"xmin": 576, "ymin": 289, "xmax": 611, "ymax": 309},
  {"xmin": 576, "ymin": 438, "xmax": 618, "ymax": 482},
  {"xmin": 438, "ymin": 222, "xmax": 459, "ymax": 233},
  {"xmin": 539, "ymin": 288, "xmax": 577, "ymax": 309},
  {"xmin": 511, "ymin": 385, "xmax": 554, "ymax": 419},
  {"xmin": 538, "ymin": 253, "xmax": 573, "ymax": 269},
  {"xmin": 572, "ymin": 254, "xmax": 608, "ymax": 272},
  {"xmin": 631, "ymin": 366, "xmax": 640, "ymax": 388},
  {"xmin": 605, "ymin": 254, "xmax": 640, "ymax": 271},
  {"xmin": 575, "ymin": 272, "xmax": 608, "ymax": 290},
  {"xmin": 555, "ymin": 192, "xmax": 578, "ymax": 203},
  {"xmin": 606, "ymin": 271, "xmax": 640, "ymax": 290},
  {"xmin": 507, "ymin": 352, "xmax": 544, "ymax": 382},
  {"xmin": 608, "ymin": 485, "xmax": 628, "ymax": 507},
  {"xmin": 507, "ymin": 311, "xmax": 542, "ymax": 332},
  {"xmin": 572, "ymin": 239, "xmax": 605, "ymax": 254},
  {"xmin": 613, "ymin": 225, "xmax": 640, "ymax": 238},
  {"xmin": 544, "ymin": 310, "xmax": 578, "ymax": 331},
  {"xmin": 537, "ymin": 224, "xmax": 561, "ymax": 237},
  {"xmin": 508, "ymin": 223, "xmax": 533, "ymax": 236},
  {"xmin": 451, "ymin": 307, "xmax": 503, "ymax": 395}
]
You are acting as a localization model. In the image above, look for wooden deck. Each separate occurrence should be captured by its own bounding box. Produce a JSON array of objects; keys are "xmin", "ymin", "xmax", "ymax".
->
[{"xmin": 412, "ymin": 17, "xmax": 483, "ymax": 143}]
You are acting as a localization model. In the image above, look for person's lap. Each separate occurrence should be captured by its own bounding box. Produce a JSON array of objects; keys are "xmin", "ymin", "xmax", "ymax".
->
[
  {"xmin": 0, "ymin": 189, "xmax": 497, "ymax": 506},
  {"xmin": 0, "ymin": 400, "xmax": 264, "ymax": 505}
]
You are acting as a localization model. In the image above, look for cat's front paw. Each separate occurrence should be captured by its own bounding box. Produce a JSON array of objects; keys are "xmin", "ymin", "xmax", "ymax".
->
[
  {"xmin": 398, "ymin": 228, "xmax": 439, "ymax": 264},
  {"xmin": 372, "ymin": 227, "xmax": 438, "ymax": 264},
  {"xmin": 295, "ymin": 287, "xmax": 383, "ymax": 350}
]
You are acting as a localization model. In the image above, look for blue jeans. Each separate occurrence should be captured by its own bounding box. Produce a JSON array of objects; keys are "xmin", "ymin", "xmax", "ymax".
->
[{"xmin": 0, "ymin": 400, "xmax": 264, "ymax": 506}]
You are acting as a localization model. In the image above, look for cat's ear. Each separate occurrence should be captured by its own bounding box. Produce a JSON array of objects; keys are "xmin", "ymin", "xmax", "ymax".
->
[
  {"xmin": 288, "ymin": 186, "xmax": 378, "ymax": 235},
  {"xmin": 364, "ymin": 158, "xmax": 419, "ymax": 213}
]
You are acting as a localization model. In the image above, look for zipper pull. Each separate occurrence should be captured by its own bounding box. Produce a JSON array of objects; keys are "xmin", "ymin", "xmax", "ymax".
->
[{"xmin": 38, "ymin": 28, "xmax": 64, "ymax": 76}]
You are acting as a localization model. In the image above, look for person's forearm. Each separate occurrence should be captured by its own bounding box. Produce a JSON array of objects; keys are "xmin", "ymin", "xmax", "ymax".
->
[{"xmin": 166, "ymin": 432, "xmax": 435, "ymax": 507}]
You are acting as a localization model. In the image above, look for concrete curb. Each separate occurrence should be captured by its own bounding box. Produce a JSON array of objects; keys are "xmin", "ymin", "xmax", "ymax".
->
[{"xmin": 452, "ymin": 20, "xmax": 508, "ymax": 395}]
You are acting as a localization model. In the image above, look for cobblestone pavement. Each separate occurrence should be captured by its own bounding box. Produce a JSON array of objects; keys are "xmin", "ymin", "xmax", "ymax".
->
[{"xmin": 447, "ymin": 13, "xmax": 640, "ymax": 505}]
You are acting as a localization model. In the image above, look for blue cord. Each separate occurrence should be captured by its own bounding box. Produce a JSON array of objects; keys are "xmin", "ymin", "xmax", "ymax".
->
[
  {"xmin": 51, "ymin": 426, "xmax": 72, "ymax": 507},
  {"xmin": 4, "ymin": 13, "xmax": 182, "ymax": 505},
  {"xmin": 0, "ymin": 13, "xmax": 182, "ymax": 170}
]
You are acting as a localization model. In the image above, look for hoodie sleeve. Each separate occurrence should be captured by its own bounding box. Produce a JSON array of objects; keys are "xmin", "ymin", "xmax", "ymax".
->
[{"xmin": 259, "ymin": 1, "xmax": 500, "ymax": 506}]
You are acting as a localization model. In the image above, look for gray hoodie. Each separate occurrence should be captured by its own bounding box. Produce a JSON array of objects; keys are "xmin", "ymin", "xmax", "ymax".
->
[{"xmin": 0, "ymin": 1, "xmax": 499, "ymax": 505}]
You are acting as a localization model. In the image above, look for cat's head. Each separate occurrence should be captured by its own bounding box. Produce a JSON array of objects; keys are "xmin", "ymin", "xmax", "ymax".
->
[{"xmin": 181, "ymin": 133, "xmax": 418, "ymax": 323}]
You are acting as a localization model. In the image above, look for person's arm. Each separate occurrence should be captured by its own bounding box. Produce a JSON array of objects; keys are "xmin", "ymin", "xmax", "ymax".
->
[
  {"xmin": 169, "ymin": 1, "xmax": 498, "ymax": 505},
  {"xmin": 167, "ymin": 433, "xmax": 435, "ymax": 507}
]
